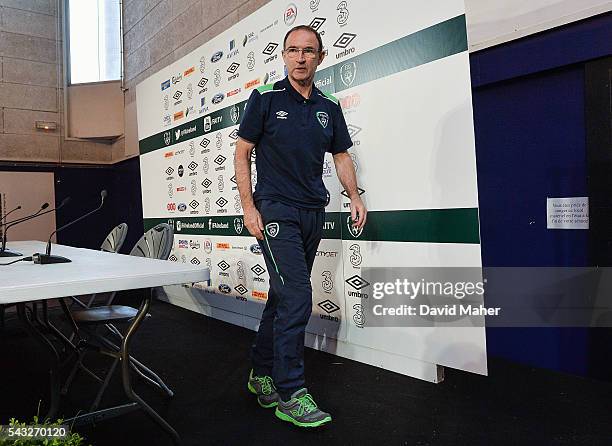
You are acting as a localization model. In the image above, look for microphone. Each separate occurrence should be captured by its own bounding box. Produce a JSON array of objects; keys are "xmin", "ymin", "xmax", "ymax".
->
[
  {"xmin": 0, "ymin": 205, "xmax": 22, "ymax": 224},
  {"xmin": 33, "ymin": 190, "xmax": 107, "ymax": 265},
  {"xmin": 0, "ymin": 201, "xmax": 63, "ymax": 257}
]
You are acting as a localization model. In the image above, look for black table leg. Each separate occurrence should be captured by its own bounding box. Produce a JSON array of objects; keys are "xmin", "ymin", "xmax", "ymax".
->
[{"xmin": 16, "ymin": 303, "xmax": 61, "ymax": 421}]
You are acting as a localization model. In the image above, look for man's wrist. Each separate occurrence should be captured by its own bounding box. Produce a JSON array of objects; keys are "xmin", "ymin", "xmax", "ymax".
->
[{"xmin": 243, "ymin": 202, "xmax": 257, "ymax": 212}]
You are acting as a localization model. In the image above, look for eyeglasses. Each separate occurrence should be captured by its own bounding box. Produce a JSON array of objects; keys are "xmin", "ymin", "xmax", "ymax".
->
[{"xmin": 283, "ymin": 47, "xmax": 320, "ymax": 59}]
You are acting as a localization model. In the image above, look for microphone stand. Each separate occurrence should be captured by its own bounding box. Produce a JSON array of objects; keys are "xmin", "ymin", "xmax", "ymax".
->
[
  {"xmin": 0, "ymin": 205, "xmax": 22, "ymax": 224},
  {"xmin": 33, "ymin": 191, "xmax": 107, "ymax": 265},
  {"xmin": 0, "ymin": 203, "xmax": 51, "ymax": 257}
]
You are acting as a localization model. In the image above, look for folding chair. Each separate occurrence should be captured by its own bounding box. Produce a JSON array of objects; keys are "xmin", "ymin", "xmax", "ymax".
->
[{"xmin": 61, "ymin": 223, "xmax": 174, "ymax": 412}]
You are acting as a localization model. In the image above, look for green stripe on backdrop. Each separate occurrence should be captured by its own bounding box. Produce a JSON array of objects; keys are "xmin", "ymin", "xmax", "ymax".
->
[
  {"xmin": 315, "ymin": 14, "xmax": 467, "ymax": 95},
  {"xmin": 139, "ymin": 15, "xmax": 467, "ymax": 154},
  {"xmin": 144, "ymin": 207, "xmax": 479, "ymax": 244},
  {"xmin": 139, "ymin": 100, "xmax": 248, "ymax": 155}
]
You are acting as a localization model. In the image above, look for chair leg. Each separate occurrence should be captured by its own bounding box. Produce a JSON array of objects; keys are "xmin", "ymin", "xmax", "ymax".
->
[
  {"xmin": 121, "ymin": 290, "xmax": 181, "ymax": 445},
  {"xmin": 91, "ymin": 331, "xmax": 174, "ymax": 397},
  {"xmin": 90, "ymin": 356, "xmax": 119, "ymax": 412}
]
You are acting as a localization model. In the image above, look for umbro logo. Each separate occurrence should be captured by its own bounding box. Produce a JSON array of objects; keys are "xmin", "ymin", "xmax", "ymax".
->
[
  {"xmin": 173, "ymin": 91, "xmax": 183, "ymax": 100},
  {"xmin": 276, "ymin": 110, "xmax": 288, "ymax": 120},
  {"xmin": 309, "ymin": 17, "xmax": 326, "ymax": 32},
  {"xmin": 333, "ymin": 33, "xmax": 357, "ymax": 49},
  {"xmin": 227, "ymin": 62, "xmax": 240, "ymax": 74},
  {"xmin": 262, "ymin": 42, "xmax": 279, "ymax": 55}
]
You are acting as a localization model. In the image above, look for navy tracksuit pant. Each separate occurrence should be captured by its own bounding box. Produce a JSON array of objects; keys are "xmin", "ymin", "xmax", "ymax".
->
[{"xmin": 251, "ymin": 199, "xmax": 324, "ymax": 401}]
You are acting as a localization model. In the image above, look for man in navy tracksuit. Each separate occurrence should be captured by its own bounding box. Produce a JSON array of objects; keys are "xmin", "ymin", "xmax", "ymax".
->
[{"xmin": 235, "ymin": 25, "xmax": 366, "ymax": 427}]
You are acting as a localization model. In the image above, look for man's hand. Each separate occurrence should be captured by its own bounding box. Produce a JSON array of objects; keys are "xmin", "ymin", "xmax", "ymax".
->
[
  {"xmin": 350, "ymin": 195, "xmax": 367, "ymax": 230},
  {"xmin": 243, "ymin": 205, "xmax": 264, "ymax": 240},
  {"xmin": 333, "ymin": 151, "xmax": 367, "ymax": 230}
]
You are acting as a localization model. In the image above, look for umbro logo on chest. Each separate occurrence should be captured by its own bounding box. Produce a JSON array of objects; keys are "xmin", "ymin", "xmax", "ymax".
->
[{"xmin": 276, "ymin": 110, "xmax": 288, "ymax": 119}]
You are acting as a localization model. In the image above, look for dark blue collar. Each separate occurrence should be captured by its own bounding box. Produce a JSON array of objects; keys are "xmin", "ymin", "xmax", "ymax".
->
[{"xmin": 280, "ymin": 77, "xmax": 321, "ymax": 104}]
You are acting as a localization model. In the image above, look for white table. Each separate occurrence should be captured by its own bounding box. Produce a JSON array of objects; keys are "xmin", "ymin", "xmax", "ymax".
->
[
  {"xmin": 1, "ymin": 241, "xmax": 209, "ymax": 445},
  {"xmin": 0, "ymin": 241, "xmax": 208, "ymax": 303}
]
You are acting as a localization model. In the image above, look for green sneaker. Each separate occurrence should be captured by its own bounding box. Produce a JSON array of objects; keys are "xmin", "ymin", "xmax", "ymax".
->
[
  {"xmin": 247, "ymin": 369, "xmax": 279, "ymax": 408},
  {"xmin": 275, "ymin": 388, "xmax": 332, "ymax": 427}
]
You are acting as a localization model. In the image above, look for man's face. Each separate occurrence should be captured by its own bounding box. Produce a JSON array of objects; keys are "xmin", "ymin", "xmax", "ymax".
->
[{"xmin": 282, "ymin": 29, "xmax": 325, "ymax": 84}]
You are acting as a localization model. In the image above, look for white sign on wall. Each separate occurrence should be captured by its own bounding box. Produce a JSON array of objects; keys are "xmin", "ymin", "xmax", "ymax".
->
[{"xmin": 547, "ymin": 196, "xmax": 589, "ymax": 229}]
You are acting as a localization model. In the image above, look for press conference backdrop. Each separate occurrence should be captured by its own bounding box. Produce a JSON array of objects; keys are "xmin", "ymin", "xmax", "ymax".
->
[{"xmin": 136, "ymin": 0, "xmax": 485, "ymax": 381}]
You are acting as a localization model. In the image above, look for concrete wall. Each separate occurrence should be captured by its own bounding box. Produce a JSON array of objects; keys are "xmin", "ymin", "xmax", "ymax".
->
[
  {"xmin": 0, "ymin": 0, "xmax": 114, "ymax": 164},
  {"xmin": 122, "ymin": 0, "xmax": 272, "ymax": 156}
]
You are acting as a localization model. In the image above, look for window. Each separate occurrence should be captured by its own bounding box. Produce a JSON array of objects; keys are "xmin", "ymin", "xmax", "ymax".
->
[{"xmin": 67, "ymin": 0, "xmax": 122, "ymax": 84}]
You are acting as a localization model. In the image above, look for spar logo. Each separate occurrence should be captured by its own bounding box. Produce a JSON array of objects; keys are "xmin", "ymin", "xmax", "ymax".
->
[
  {"xmin": 308, "ymin": 17, "xmax": 326, "ymax": 34},
  {"xmin": 284, "ymin": 3, "xmax": 297, "ymax": 26},
  {"xmin": 334, "ymin": 32, "xmax": 357, "ymax": 59}
]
